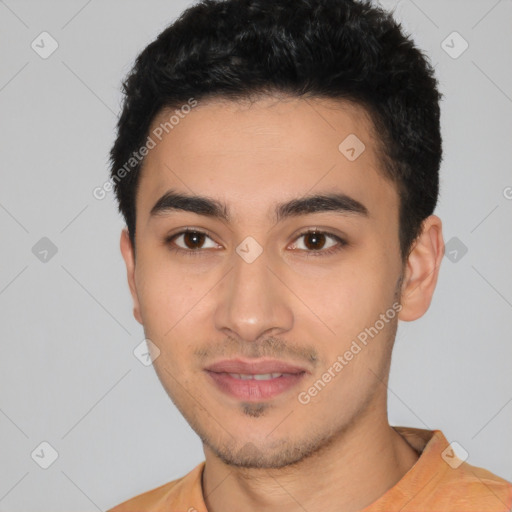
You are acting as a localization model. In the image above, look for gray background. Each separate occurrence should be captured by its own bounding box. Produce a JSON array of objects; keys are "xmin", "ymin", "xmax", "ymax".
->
[{"xmin": 1, "ymin": 0, "xmax": 511, "ymax": 510}]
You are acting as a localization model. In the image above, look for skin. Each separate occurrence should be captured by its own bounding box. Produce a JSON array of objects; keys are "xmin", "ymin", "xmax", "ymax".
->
[{"xmin": 120, "ymin": 94, "xmax": 445, "ymax": 512}]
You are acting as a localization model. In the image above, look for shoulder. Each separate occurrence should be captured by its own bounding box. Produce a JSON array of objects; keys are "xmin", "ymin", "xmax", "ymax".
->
[
  {"xmin": 389, "ymin": 427, "xmax": 512, "ymax": 511},
  {"xmin": 106, "ymin": 462, "xmax": 206, "ymax": 512},
  {"xmin": 427, "ymin": 459, "xmax": 512, "ymax": 510},
  {"xmin": 106, "ymin": 477, "xmax": 186, "ymax": 512}
]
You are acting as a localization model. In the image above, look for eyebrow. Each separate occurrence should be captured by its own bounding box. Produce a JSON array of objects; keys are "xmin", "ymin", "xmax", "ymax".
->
[{"xmin": 149, "ymin": 189, "xmax": 369, "ymax": 224}]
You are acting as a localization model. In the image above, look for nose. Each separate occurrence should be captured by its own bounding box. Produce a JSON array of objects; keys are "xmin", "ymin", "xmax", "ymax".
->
[{"xmin": 213, "ymin": 246, "xmax": 294, "ymax": 343}]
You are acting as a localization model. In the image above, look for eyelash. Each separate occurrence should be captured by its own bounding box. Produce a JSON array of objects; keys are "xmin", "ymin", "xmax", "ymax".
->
[
  {"xmin": 295, "ymin": 229, "xmax": 348, "ymax": 258},
  {"xmin": 164, "ymin": 228, "xmax": 347, "ymax": 258}
]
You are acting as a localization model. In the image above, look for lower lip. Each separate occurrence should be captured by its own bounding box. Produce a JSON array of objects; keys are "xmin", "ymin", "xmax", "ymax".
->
[{"xmin": 205, "ymin": 371, "xmax": 306, "ymax": 401}]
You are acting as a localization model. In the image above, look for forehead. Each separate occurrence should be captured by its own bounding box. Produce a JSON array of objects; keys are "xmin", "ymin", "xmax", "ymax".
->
[{"xmin": 135, "ymin": 95, "xmax": 397, "ymax": 225}]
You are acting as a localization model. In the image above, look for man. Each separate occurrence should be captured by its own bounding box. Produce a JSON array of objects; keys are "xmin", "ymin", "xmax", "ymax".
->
[{"xmin": 107, "ymin": 0, "xmax": 512, "ymax": 510}]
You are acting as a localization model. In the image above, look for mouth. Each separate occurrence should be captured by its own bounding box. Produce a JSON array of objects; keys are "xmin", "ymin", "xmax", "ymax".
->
[{"xmin": 204, "ymin": 358, "xmax": 308, "ymax": 401}]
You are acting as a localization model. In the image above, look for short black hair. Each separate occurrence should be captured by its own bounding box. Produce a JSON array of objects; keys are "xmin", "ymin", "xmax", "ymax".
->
[{"xmin": 110, "ymin": 0, "xmax": 442, "ymax": 262}]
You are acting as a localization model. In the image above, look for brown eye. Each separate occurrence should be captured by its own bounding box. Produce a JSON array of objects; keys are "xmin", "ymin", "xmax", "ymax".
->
[
  {"xmin": 290, "ymin": 230, "xmax": 347, "ymax": 257},
  {"xmin": 167, "ymin": 229, "xmax": 219, "ymax": 252},
  {"xmin": 303, "ymin": 232, "xmax": 327, "ymax": 250},
  {"xmin": 181, "ymin": 231, "xmax": 206, "ymax": 249}
]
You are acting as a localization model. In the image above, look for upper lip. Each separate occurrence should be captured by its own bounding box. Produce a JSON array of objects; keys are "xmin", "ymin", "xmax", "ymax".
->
[{"xmin": 205, "ymin": 358, "xmax": 308, "ymax": 375}]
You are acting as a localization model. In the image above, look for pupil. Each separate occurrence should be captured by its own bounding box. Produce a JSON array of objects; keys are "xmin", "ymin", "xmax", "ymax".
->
[
  {"xmin": 305, "ymin": 232, "xmax": 325, "ymax": 250},
  {"xmin": 184, "ymin": 231, "xmax": 204, "ymax": 249}
]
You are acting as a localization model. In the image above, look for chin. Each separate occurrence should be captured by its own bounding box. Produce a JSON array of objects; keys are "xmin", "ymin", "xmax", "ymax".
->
[{"xmin": 206, "ymin": 431, "xmax": 327, "ymax": 470}]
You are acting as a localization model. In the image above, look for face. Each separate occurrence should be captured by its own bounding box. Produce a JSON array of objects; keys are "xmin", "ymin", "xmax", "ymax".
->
[{"xmin": 121, "ymin": 95, "xmax": 413, "ymax": 468}]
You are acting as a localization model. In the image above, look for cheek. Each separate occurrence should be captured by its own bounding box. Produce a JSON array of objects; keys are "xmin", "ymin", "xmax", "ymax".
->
[
  {"xmin": 290, "ymin": 253, "xmax": 398, "ymax": 364},
  {"xmin": 135, "ymin": 258, "xmax": 213, "ymax": 366},
  {"xmin": 134, "ymin": 257, "xmax": 192, "ymax": 336},
  {"xmin": 137, "ymin": 276, "xmax": 170, "ymax": 326},
  {"xmin": 291, "ymin": 259, "xmax": 387, "ymax": 329}
]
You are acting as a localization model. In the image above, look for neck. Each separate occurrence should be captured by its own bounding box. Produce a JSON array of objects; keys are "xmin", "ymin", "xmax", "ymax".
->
[{"xmin": 202, "ymin": 408, "xmax": 419, "ymax": 512}]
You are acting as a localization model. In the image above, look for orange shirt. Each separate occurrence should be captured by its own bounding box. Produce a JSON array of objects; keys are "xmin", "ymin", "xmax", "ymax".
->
[{"xmin": 107, "ymin": 426, "xmax": 512, "ymax": 511}]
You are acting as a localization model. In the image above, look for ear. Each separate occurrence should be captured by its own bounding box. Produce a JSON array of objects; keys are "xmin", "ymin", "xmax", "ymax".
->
[
  {"xmin": 398, "ymin": 215, "xmax": 444, "ymax": 322},
  {"xmin": 120, "ymin": 227, "xmax": 143, "ymax": 325}
]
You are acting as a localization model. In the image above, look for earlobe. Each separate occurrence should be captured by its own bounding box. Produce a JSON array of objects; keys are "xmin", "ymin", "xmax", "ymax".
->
[
  {"xmin": 119, "ymin": 228, "xmax": 143, "ymax": 325},
  {"xmin": 398, "ymin": 215, "xmax": 445, "ymax": 322}
]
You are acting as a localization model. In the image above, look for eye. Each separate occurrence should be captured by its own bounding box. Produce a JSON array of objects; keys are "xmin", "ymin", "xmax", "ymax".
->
[
  {"xmin": 165, "ymin": 228, "xmax": 219, "ymax": 254},
  {"xmin": 290, "ymin": 230, "xmax": 347, "ymax": 256},
  {"xmin": 164, "ymin": 228, "xmax": 347, "ymax": 258}
]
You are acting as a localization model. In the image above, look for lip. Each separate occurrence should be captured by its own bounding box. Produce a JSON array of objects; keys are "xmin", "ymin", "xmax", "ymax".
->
[
  {"xmin": 204, "ymin": 358, "xmax": 309, "ymax": 401},
  {"xmin": 205, "ymin": 358, "xmax": 308, "ymax": 375}
]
